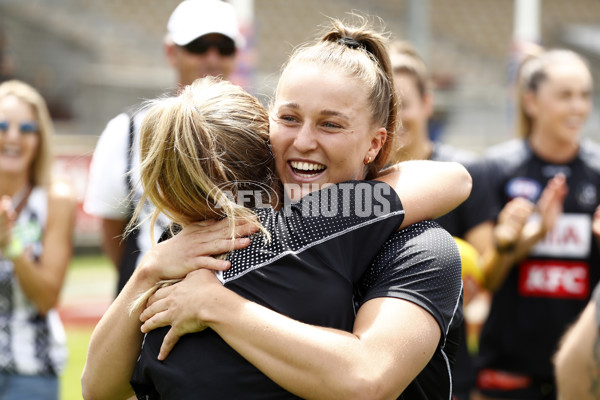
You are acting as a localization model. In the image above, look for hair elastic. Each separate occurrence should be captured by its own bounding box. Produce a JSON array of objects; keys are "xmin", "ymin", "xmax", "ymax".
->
[{"xmin": 337, "ymin": 37, "xmax": 361, "ymax": 50}]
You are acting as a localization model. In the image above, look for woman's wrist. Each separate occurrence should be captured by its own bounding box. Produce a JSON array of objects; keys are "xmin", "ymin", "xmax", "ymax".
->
[
  {"xmin": 493, "ymin": 225, "xmax": 517, "ymax": 254},
  {"xmin": 201, "ymin": 282, "xmax": 240, "ymax": 328},
  {"xmin": 131, "ymin": 253, "xmax": 164, "ymax": 288}
]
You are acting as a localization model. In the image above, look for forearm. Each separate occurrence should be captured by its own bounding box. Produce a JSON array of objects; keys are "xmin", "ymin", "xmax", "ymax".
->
[
  {"xmin": 13, "ymin": 193, "xmax": 75, "ymax": 315},
  {"xmin": 554, "ymin": 303, "xmax": 599, "ymax": 400},
  {"xmin": 204, "ymin": 289, "xmax": 428, "ymax": 400},
  {"xmin": 208, "ymin": 294, "xmax": 363, "ymax": 399},
  {"xmin": 483, "ymin": 219, "xmax": 545, "ymax": 292},
  {"xmin": 82, "ymin": 230, "xmax": 242, "ymax": 400},
  {"xmin": 82, "ymin": 268, "xmax": 156, "ymax": 400},
  {"xmin": 12, "ymin": 252, "xmax": 69, "ymax": 315}
]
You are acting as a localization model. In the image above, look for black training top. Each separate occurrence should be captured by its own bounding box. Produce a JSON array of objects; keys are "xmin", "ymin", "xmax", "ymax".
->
[
  {"xmin": 355, "ymin": 220, "xmax": 464, "ymax": 399},
  {"xmin": 478, "ymin": 138, "xmax": 600, "ymax": 379},
  {"xmin": 131, "ymin": 180, "xmax": 404, "ymax": 399}
]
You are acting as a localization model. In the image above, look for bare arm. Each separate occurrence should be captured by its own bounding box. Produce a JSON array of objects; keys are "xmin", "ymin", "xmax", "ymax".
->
[
  {"xmin": 142, "ymin": 269, "xmax": 440, "ymax": 400},
  {"xmin": 377, "ymin": 160, "xmax": 472, "ymax": 229},
  {"xmin": 11, "ymin": 181, "xmax": 76, "ymax": 315},
  {"xmin": 100, "ymin": 217, "xmax": 128, "ymax": 269},
  {"xmin": 81, "ymin": 220, "xmax": 254, "ymax": 400},
  {"xmin": 554, "ymin": 300, "xmax": 600, "ymax": 400}
]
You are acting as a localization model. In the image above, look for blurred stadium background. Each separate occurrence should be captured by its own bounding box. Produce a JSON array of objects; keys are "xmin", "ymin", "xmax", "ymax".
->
[
  {"xmin": 1, "ymin": 0, "xmax": 600, "ymax": 249},
  {"xmin": 1, "ymin": 2, "xmax": 599, "ymax": 398}
]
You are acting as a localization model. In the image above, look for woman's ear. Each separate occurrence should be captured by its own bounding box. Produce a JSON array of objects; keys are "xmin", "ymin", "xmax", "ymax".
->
[
  {"xmin": 423, "ymin": 92, "xmax": 434, "ymax": 119},
  {"xmin": 367, "ymin": 127, "xmax": 387, "ymax": 161},
  {"xmin": 522, "ymin": 90, "xmax": 538, "ymax": 118},
  {"xmin": 165, "ymin": 41, "xmax": 177, "ymax": 68}
]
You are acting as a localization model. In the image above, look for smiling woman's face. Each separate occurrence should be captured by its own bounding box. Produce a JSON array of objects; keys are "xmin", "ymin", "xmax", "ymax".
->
[
  {"xmin": 525, "ymin": 58, "xmax": 592, "ymax": 145},
  {"xmin": 0, "ymin": 95, "xmax": 40, "ymax": 179},
  {"xmin": 269, "ymin": 63, "xmax": 386, "ymax": 201}
]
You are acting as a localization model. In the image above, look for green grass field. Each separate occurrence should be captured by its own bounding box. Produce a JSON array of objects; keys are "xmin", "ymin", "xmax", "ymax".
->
[
  {"xmin": 60, "ymin": 253, "xmax": 115, "ymax": 400},
  {"xmin": 62, "ymin": 326, "xmax": 94, "ymax": 400}
]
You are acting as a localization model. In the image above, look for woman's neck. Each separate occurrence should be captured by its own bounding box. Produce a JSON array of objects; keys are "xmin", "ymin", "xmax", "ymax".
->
[
  {"xmin": 528, "ymin": 130, "xmax": 579, "ymax": 164},
  {"xmin": 399, "ymin": 131, "xmax": 434, "ymax": 161},
  {"xmin": 0, "ymin": 175, "xmax": 30, "ymax": 198}
]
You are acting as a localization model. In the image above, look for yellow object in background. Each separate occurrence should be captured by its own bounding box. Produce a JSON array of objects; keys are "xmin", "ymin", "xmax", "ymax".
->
[{"xmin": 453, "ymin": 236, "xmax": 484, "ymax": 286}]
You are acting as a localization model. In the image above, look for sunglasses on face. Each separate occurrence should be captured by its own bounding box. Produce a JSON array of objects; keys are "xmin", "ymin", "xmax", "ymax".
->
[
  {"xmin": 0, "ymin": 121, "xmax": 39, "ymax": 134},
  {"xmin": 183, "ymin": 36, "xmax": 236, "ymax": 56}
]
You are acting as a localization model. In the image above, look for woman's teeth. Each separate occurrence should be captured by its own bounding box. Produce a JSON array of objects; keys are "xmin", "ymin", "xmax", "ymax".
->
[
  {"xmin": 290, "ymin": 161, "xmax": 325, "ymax": 176},
  {"xmin": 2, "ymin": 146, "xmax": 20, "ymax": 156}
]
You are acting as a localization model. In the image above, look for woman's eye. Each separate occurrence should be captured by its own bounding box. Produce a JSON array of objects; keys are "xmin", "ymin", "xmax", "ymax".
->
[
  {"xmin": 323, "ymin": 121, "xmax": 342, "ymax": 129},
  {"xmin": 280, "ymin": 115, "xmax": 297, "ymax": 123}
]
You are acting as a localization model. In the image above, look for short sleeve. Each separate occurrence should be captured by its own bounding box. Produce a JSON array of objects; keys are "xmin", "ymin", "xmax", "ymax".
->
[
  {"xmin": 355, "ymin": 220, "xmax": 463, "ymax": 337},
  {"xmin": 83, "ymin": 113, "xmax": 132, "ymax": 219},
  {"xmin": 461, "ymin": 158, "xmax": 496, "ymax": 230}
]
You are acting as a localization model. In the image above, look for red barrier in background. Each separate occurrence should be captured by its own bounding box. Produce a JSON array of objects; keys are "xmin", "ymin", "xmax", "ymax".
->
[{"xmin": 53, "ymin": 154, "xmax": 101, "ymax": 248}]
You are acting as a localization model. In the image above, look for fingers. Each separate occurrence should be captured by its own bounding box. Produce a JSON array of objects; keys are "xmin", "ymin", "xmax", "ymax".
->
[
  {"xmin": 495, "ymin": 198, "xmax": 535, "ymax": 249},
  {"xmin": 535, "ymin": 175, "xmax": 568, "ymax": 233},
  {"xmin": 191, "ymin": 255, "xmax": 233, "ymax": 271},
  {"xmin": 187, "ymin": 217, "xmax": 260, "ymax": 241},
  {"xmin": 193, "ymin": 237, "xmax": 251, "ymax": 258},
  {"xmin": 537, "ymin": 175, "xmax": 568, "ymax": 209},
  {"xmin": 140, "ymin": 296, "xmax": 165, "ymax": 322},
  {"xmin": 140, "ymin": 309, "xmax": 170, "ymax": 333},
  {"xmin": 498, "ymin": 197, "xmax": 534, "ymax": 226},
  {"xmin": 157, "ymin": 328, "xmax": 181, "ymax": 361}
]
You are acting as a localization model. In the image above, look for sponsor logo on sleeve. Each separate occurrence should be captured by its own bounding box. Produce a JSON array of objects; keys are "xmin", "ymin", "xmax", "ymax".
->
[{"xmin": 505, "ymin": 177, "xmax": 542, "ymax": 202}]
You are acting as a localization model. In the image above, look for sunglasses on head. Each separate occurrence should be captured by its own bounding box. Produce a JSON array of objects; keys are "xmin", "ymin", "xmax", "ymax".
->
[
  {"xmin": 0, "ymin": 121, "xmax": 39, "ymax": 134},
  {"xmin": 183, "ymin": 36, "xmax": 236, "ymax": 56}
]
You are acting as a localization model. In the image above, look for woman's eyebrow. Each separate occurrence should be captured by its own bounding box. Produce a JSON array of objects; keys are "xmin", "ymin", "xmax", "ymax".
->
[
  {"xmin": 279, "ymin": 102, "xmax": 299, "ymax": 109},
  {"xmin": 278, "ymin": 103, "xmax": 350, "ymax": 120},
  {"xmin": 320, "ymin": 109, "xmax": 350, "ymax": 120}
]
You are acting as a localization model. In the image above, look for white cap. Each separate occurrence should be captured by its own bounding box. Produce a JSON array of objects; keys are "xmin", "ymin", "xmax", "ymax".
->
[{"xmin": 167, "ymin": 0, "xmax": 244, "ymax": 48}]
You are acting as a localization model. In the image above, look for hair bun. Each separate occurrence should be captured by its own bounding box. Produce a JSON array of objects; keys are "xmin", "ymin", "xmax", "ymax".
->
[{"xmin": 337, "ymin": 36, "xmax": 361, "ymax": 49}]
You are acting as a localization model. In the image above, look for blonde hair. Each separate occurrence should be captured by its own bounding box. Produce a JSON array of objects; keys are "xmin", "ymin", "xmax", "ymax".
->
[
  {"xmin": 131, "ymin": 77, "xmax": 277, "ymax": 238},
  {"xmin": 129, "ymin": 77, "xmax": 278, "ymax": 313},
  {"xmin": 0, "ymin": 80, "xmax": 53, "ymax": 186},
  {"xmin": 516, "ymin": 48, "xmax": 590, "ymax": 138},
  {"xmin": 274, "ymin": 15, "xmax": 398, "ymax": 179}
]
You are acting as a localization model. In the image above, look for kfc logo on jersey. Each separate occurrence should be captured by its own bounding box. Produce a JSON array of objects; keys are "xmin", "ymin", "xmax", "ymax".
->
[
  {"xmin": 518, "ymin": 260, "xmax": 589, "ymax": 299},
  {"xmin": 505, "ymin": 177, "xmax": 541, "ymax": 202},
  {"xmin": 529, "ymin": 214, "xmax": 591, "ymax": 258}
]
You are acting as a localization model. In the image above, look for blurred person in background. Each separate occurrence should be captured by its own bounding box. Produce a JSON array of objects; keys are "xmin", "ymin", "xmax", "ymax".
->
[
  {"xmin": 388, "ymin": 40, "xmax": 495, "ymax": 400},
  {"xmin": 476, "ymin": 49, "xmax": 600, "ymax": 400},
  {"xmin": 553, "ymin": 280, "xmax": 600, "ymax": 400},
  {"xmin": 83, "ymin": 0, "xmax": 245, "ymax": 295},
  {"xmin": 0, "ymin": 80, "xmax": 76, "ymax": 400}
]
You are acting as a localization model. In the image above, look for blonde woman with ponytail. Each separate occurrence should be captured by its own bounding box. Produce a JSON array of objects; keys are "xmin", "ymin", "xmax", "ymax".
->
[
  {"xmin": 476, "ymin": 49, "xmax": 600, "ymax": 400},
  {"xmin": 83, "ymin": 16, "xmax": 472, "ymax": 400}
]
